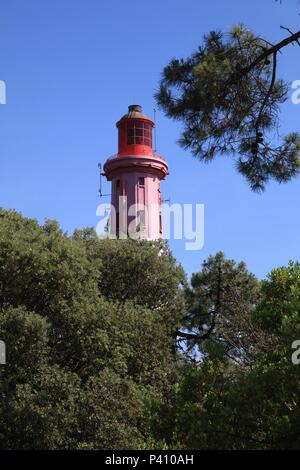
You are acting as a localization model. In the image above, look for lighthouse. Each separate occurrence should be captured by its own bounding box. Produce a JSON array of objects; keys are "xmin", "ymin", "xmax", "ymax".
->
[{"xmin": 103, "ymin": 105, "xmax": 169, "ymax": 240}]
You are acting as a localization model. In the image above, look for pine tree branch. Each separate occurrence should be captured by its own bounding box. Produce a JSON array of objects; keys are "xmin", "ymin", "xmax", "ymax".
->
[
  {"xmin": 280, "ymin": 25, "xmax": 300, "ymax": 46},
  {"xmin": 176, "ymin": 319, "xmax": 215, "ymax": 341},
  {"xmin": 176, "ymin": 264, "xmax": 222, "ymax": 342},
  {"xmin": 240, "ymin": 29, "xmax": 300, "ymax": 77},
  {"xmin": 255, "ymin": 51, "xmax": 277, "ymax": 136}
]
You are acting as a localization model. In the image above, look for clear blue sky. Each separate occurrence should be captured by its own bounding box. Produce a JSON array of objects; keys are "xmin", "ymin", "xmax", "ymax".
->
[{"xmin": 0, "ymin": 0, "xmax": 299, "ymax": 279}]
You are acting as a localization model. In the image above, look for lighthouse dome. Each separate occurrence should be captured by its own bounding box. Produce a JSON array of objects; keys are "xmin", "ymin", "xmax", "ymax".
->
[{"xmin": 118, "ymin": 104, "xmax": 154, "ymax": 123}]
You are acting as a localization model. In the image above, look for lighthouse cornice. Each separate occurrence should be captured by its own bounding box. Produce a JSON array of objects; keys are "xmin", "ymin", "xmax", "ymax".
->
[{"xmin": 103, "ymin": 154, "xmax": 169, "ymax": 181}]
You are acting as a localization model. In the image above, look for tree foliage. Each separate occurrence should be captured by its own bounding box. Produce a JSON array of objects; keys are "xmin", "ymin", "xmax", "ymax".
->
[
  {"xmin": 0, "ymin": 208, "xmax": 299, "ymax": 449},
  {"xmin": 0, "ymin": 209, "xmax": 181, "ymax": 449},
  {"xmin": 177, "ymin": 251, "xmax": 273, "ymax": 366},
  {"xmin": 156, "ymin": 25, "xmax": 300, "ymax": 190},
  {"xmin": 149, "ymin": 261, "xmax": 300, "ymax": 450}
]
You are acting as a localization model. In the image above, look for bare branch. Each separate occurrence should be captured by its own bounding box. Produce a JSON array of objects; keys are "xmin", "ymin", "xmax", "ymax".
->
[{"xmin": 280, "ymin": 25, "xmax": 300, "ymax": 46}]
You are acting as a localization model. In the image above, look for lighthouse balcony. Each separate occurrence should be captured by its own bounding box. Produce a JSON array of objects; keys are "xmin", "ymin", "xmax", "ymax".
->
[
  {"xmin": 106, "ymin": 153, "xmax": 168, "ymax": 163},
  {"xmin": 103, "ymin": 153, "xmax": 169, "ymax": 181}
]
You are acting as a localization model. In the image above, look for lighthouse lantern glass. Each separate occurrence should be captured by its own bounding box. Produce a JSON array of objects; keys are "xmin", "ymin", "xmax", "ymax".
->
[{"xmin": 126, "ymin": 120, "xmax": 152, "ymax": 147}]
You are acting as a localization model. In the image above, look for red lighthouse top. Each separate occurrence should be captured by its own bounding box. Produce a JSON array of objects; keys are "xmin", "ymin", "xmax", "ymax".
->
[
  {"xmin": 104, "ymin": 105, "xmax": 168, "ymax": 181},
  {"xmin": 116, "ymin": 104, "xmax": 154, "ymax": 157}
]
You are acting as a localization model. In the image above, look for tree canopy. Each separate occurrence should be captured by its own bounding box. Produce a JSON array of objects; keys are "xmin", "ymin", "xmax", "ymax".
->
[
  {"xmin": 0, "ymin": 208, "xmax": 299, "ymax": 449},
  {"xmin": 0, "ymin": 208, "xmax": 182, "ymax": 449}
]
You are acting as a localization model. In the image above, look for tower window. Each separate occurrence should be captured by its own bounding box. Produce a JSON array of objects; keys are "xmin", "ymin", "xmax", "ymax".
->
[
  {"xmin": 138, "ymin": 176, "xmax": 145, "ymax": 187},
  {"xmin": 127, "ymin": 120, "xmax": 152, "ymax": 147}
]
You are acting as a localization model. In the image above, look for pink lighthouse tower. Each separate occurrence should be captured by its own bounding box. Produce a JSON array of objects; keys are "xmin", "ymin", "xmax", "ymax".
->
[{"xmin": 103, "ymin": 105, "xmax": 169, "ymax": 239}]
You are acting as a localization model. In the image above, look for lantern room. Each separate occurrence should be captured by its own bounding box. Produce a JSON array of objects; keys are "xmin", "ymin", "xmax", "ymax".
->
[{"xmin": 117, "ymin": 104, "xmax": 154, "ymax": 157}]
